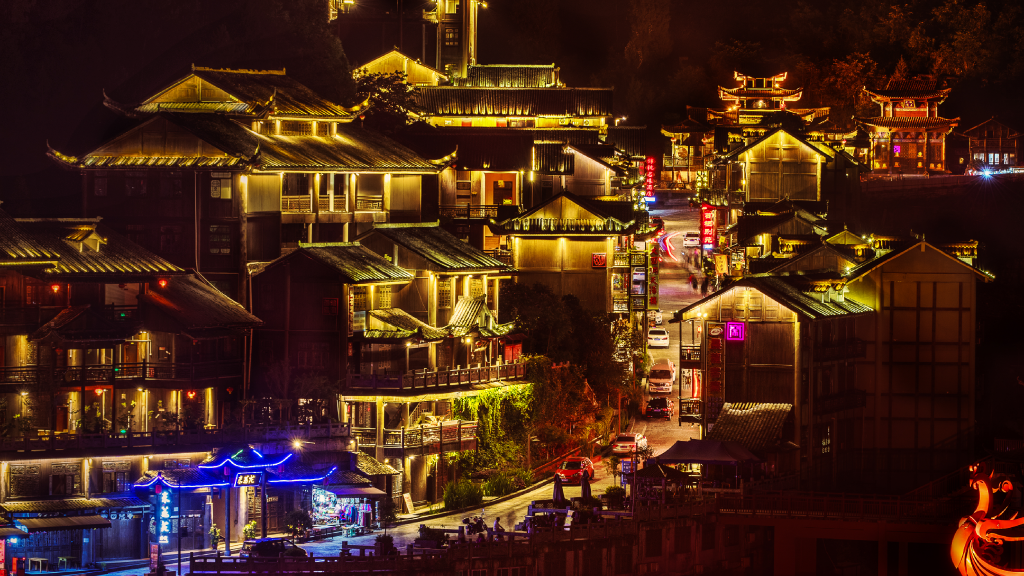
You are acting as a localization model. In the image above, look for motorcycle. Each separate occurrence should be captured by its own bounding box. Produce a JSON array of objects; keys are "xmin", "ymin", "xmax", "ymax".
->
[{"xmin": 462, "ymin": 514, "xmax": 486, "ymax": 536}]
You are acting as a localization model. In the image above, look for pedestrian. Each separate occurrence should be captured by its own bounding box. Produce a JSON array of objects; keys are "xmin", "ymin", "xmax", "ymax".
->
[
  {"xmin": 701, "ymin": 276, "xmax": 709, "ymax": 295},
  {"xmin": 689, "ymin": 274, "xmax": 697, "ymax": 290}
]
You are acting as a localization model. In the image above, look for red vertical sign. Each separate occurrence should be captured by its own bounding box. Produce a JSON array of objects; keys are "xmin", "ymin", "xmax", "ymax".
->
[
  {"xmin": 700, "ymin": 204, "xmax": 716, "ymax": 247},
  {"xmin": 644, "ymin": 156, "xmax": 656, "ymax": 200}
]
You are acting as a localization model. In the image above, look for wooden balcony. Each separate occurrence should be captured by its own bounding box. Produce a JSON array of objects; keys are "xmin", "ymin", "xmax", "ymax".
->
[
  {"xmin": 345, "ymin": 361, "xmax": 526, "ymax": 392},
  {"xmin": 439, "ymin": 204, "xmax": 520, "ymax": 221},
  {"xmin": 281, "ymin": 196, "xmax": 312, "ymax": 213},
  {"xmin": 0, "ymin": 421, "xmax": 350, "ymax": 459},
  {"xmin": 0, "ymin": 360, "xmax": 243, "ymax": 385},
  {"xmin": 483, "ymin": 249, "xmax": 513, "ymax": 265},
  {"xmin": 356, "ymin": 198, "xmax": 383, "ymax": 211},
  {"xmin": 350, "ymin": 421, "xmax": 477, "ymax": 454}
]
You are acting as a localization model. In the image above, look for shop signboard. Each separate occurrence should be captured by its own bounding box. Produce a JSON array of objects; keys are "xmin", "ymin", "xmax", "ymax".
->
[
  {"xmin": 592, "ymin": 253, "xmax": 607, "ymax": 268},
  {"xmin": 234, "ymin": 472, "xmax": 263, "ymax": 487},
  {"xmin": 648, "ymin": 244, "xmax": 660, "ymax": 309},
  {"xmin": 630, "ymin": 267, "xmax": 646, "ymax": 295},
  {"xmin": 644, "ymin": 156, "xmax": 657, "ymax": 202},
  {"xmin": 700, "ymin": 204, "xmax": 716, "ymax": 248},
  {"xmin": 150, "ymin": 544, "xmax": 159, "ymax": 570},
  {"xmin": 703, "ymin": 322, "xmax": 726, "ymax": 423}
]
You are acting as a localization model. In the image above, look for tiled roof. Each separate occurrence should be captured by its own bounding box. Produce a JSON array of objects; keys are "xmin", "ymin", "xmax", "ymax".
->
[
  {"xmin": 743, "ymin": 276, "xmax": 873, "ymax": 319},
  {"xmin": 355, "ymin": 452, "xmax": 399, "ymax": 476},
  {"xmin": 139, "ymin": 67, "xmax": 356, "ymax": 119},
  {"xmin": 370, "ymin": 308, "xmax": 448, "ymax": 340},
  {"xmin": 137, "ymin": 468, "xmax": 226, "ymax": 487},
  {"xmin": 14, "ymin": 220, "xmax": 185, "ymax": 279},
  {"xmin": 605, "ymin": 126, "xmax": 647, "ymax": 159},
  {"xmin": 856, "ymin": 116, "xmax": 958, "ymax": 130},
  {"xmin": 415, "ymin": 87, "xmax": 613, "ymax": 117},
  {"xmin": 139, "ymin": 274, "xmax": 262, "ymax": 334},
  {"xmin": 0, "ymin": 209, "xmax": 56, "ymax": 265},
  {"xmin": 30, "ymin": 306, "xmax": 137, "ymax": 346},
  {"xmin": 327, "ymin": 468, "xmax": 371, "ymax": 486},
  {"xmin": 707, "ymin": 403, "xmax": 792, "ymax": 451},
  {"xmin": 268, "ymin": 464, "xmax": 336, "ymax": 482},
  {"xmin": 513, "ymin": 128, "xmax": 602, "ymax": 146},
  {"xmin": 362, "ymin": 328, "xmax": 416, "ymax": 340},
  {"xmin": 361, "ymin": 222, "xmax": 510, "ymax": 271},
  {"xmin": 165, "ymin": 113, "xmax": 442, "ymax": 173},
  {"xmin": 885, "ymin": 77, "xmax": 942, "ymax": 91},
  {"xmin": 719, "ymin": 128, "xmax": 832, "ymax": 163},
  {"xmin": 286, "ymin": 243, "xmax": 414, "ymax": 284},
  {"xmin": 718, "ymin": 86, "xmax": 803, "ymax": 99},
  {"xmin": 396, "ymin": 129, "xmax": 531, "ymax": 171},
  {"xmin": 454, "ymin": 64, "xmax": 559, "ymax": 88},
  {"xmin": 1, "ymin": 496, "xmax": 149, "ymax": 513},
  {"xmin": 447, "ymin": 295, "xmax": 490, "ymax": 331}
]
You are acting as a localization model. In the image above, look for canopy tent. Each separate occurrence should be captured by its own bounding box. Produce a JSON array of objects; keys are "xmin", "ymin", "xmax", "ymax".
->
[
  {"xmin": 636, "ymin": 462, "xmax": 695, "ymax": 482},
  {"xmin": 17, "ymin": 515, "xmax": 111, "ymax": 532},
  {"xmin": 654, "ymin": 440, "xmax": 760, "ymax": 465},
  {"xmin": 326, "ymin": 485, "xmax": 386, "ymax": 498}
]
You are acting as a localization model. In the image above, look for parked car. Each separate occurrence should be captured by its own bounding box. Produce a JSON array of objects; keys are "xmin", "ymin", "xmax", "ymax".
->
[
  {"xmin": 555, "ymin": 457, "xmax": 595, "ymax": 484},
  {"xmin": 240, "ymin": 538, "xmax": 307, "ymax": 558},
  {"xmin": 648, "ymin": 328, "xmax": 670, "ymax": 348},
  {"xmin": 645, "ymin": 397, "xmax": 674, "ymax": 420},
  {"xmin": 682, "ymin": 231, "xmax": 701, "ymax": 247},
  {"xmin": 648, "ymin": 359, "xmax": 675, "ymax": 394},
  {"xmin": 612, "ymin": 433, "xmax": 648, "ymax": 455},
  {"xmin": 647, "ymin": 309, "xmax": 663, "ymax": 325}
]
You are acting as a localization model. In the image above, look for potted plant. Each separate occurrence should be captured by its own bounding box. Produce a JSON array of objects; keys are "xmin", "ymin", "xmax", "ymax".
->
[
  {"xmin": 374, "ymin": 533, "xmax": 397, "ymax": 556},
  {"xmin": 415, "ymin": 524, "xmax": 447, "ymax": 549},
  {"xmin": 604, "ymin": 486, "xmax": 626, "ymax": 509},
  {"xmin": 208, "ymin": 526, "xmax": 223, "ymax": 549},
  {"xmin": 285, "ymin": 509, "xmax": 313, "ymax": 540}
]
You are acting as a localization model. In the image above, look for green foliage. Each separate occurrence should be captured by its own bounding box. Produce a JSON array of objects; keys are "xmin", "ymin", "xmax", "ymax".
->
[
  {"xmin": 285, "ymin": 509, "xmax": 313, "ymax": 537},
  {"xmin": 354, "ymin": 71, "xmax": 421, "ymax": 134},
  {"xmin": 604, "ymin": 485, "xmax": 627, "ymax": 507},
  {"xmin": 209, "ymin": 526, "xmax": 223, "ymax": 546},
  {"xmin": 418, "ymin": 524, "xmax": 446, "ymax": 543},
  {"xmin": 442, "ymin": 480, "xmax": 484, "ymax": 511},
  {"xmin": 604, "ymin": 455, "xmax": 622, "ymax": 484},
  {"xmin": 378, "ymin": 500, "xmax": 399, "ymax": 535},
  {"xmin": 483, "ymin": 468, "xmax": 533, "ymax": 497},
  {"xmin": 374, "ymin": 533, "xmax": 397, "ymax": 555},
  {"xmin": 242, "ymin": 520, "xmax": 257, "ymax": 541}
]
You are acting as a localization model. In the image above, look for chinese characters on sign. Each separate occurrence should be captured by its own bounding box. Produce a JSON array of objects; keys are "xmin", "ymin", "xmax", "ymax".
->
[
  {"xmin": 158, "ymin": 488, "xmax": 170, "ymax": 544},
  {"xmin": 648, "ymin": 244, "xmax": 660, "ymax": 309},
  {"xmin": 703, "ymin": 322, "xmax": 726, "ymax": 422},
  {"xmin": 591, "ymin": 253, "xmax": 607, "ymax": 268},
  {"xmin": 725, "ymin": 321, "xmax": 745, "ymax": 341},
  {"xmin": 700, "ymin": 204, "xmax": 716, "ymax": 247},
  {"xmin": 234, "ymin": 472, "xmax": 262, "ymax": 487},
  {"xmin": 644, "ymin": 156, "xmax": 656, "ymax": 202}
]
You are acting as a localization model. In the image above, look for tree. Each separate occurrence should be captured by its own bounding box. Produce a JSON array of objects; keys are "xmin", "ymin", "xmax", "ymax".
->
[
  {"xmin": 378, "ymin": 500, "xmax": 399, "ymax": 536},
  {"xmin": 284, "ymin": 509, "xmax": 313, "ymax": 538},
  {"xmin": 354, "ymin": 71, "xmax": 420, "ymax": 134},
  {"xmin": 624, "ymin": 0, "xmax": 672, "ymax": 70}
]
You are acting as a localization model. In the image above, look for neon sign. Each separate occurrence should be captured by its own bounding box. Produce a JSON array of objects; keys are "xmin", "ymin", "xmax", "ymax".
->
[
  {"xmin": 700, "ymin": 204, "xmax": 716, "ymax": 247},
  {"xmin": 158, "ymin": 489, "xmax": 170, "ymax": 544},
  {"xmin": 725, "ymin": 322, "xmax": 745, "ymax": 341},
  {"xmin": 644, "ymin": 156, "xmax": 656, "ymax": 202},
  {"xmin": 234, "ymin": 472, "xmax": 262, "ymax": 487}
]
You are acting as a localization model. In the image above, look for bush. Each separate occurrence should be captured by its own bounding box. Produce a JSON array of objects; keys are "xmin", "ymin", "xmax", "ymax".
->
[
  {"xmin": 442, "ymin": 479, "xmax": 484, "ymax": 511},
  {"xmin": 375, "ymin": 533, "xmax": 397, "ymax": 555},
  {"xmin": 604, "ymin": 486, "xmax": 626, "ymax": 499},
  {"xmin": 285, "ymin": 509, "xmax": 313, "ymax": 537},
  {"xmin": 483, "ymin": 468, "xmax": 533, "ymax": 497}
]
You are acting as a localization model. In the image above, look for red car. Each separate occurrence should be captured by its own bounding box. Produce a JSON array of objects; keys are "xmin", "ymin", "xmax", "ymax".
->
[{"xmin": 555, "ymin": 457, "xmax": 595, "ymax": 485}]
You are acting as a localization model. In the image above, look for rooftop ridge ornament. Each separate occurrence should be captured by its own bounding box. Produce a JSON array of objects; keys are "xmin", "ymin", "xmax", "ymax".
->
[{"xmin": 951, "ymin": 461, "xmax": 1024, "ymax": 575}]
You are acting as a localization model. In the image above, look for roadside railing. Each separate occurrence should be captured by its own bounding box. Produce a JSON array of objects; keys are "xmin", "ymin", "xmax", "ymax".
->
[
  {"xmin": 349, "ymin": 421, "xmax": 477, "ymax": 454},
  {"xmin": 0, "ymin": 360, "xmax": 243, "ymax": 385}
]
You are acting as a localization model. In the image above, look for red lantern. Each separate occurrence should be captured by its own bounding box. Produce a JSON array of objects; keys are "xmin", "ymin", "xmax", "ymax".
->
[
  {"xmin": 157, "ymin": 278, "xmax": 168, "ymax": 288},
  {"xmin": 50, "ymin": 284, "xmax": 61, "ymax": 294},
  {"xmin": 155, "ymin": 485, "xmax": 162, "ymax": 495}
]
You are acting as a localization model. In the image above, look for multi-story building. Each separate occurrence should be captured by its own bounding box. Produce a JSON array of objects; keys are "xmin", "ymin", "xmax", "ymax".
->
[
  {"xmin": 49, "ymin": 66, "xmax": 452, "ymax": 304},
  {"xmin": 857, "ymin": 76, "xmax": 959, "ymax": 175},
  {"xmin": 676, "ymin": 235, "xmax": 990, "ymax": 492},
  {"xmin": 960, "ymin": 116, "xmax": 1020, "ymax": 169}
]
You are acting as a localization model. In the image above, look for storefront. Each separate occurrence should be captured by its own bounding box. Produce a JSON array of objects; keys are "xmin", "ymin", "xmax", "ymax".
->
[{"xmin": 318, "ymin": 484, "xmax": 386, "ymax": 528}]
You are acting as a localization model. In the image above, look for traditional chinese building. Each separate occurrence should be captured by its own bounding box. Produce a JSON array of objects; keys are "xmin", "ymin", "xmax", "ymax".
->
[
  {"xmin": 856, "ymin": 76, "xmax": 959, "ymax": 175},
  {"xmin": 676, "ymin": 235, "xmax": 990, "ymax": 492},
  {"xmin": 49, "ymin": 66, "xmax": 451, "ymax": 304},
  {"xmin": 960, "ymin": 116, "xmax": 1020, "ymax": 169}
]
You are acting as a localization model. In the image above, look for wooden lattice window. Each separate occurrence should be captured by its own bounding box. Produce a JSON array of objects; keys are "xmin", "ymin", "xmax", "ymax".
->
[
  {"xmin": 376, "ymin": 286, "xmax": 392, "ymax": 309},
  {"xmin": 352, "ymin": 287, "xmax": 368, "ymax": 311},
  {"xmin": 322, "ymin": 298, "xmax": 339, "ymax": 316},
  {"xmin": 470, "ymin": 278, "xmax": 484, "ymax": 299},
  {"xmin": 437, "ymin": 278, "xmax": 453, "ymax": 309}
]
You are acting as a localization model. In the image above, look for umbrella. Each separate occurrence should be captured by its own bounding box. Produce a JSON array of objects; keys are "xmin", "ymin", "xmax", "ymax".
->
[
  {"xmin": 580, "ymin": 469, "xmax": 592, "ymax": 501},
  {"xmin": 654, "ymin": 440, "xmax": 760, "ymax": 465},
  {"xmin": 552, "ymin": 474, "xmax": 565, "ymax": 505}
]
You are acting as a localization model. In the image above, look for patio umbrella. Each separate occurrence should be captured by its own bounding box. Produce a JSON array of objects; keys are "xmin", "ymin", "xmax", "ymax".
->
[
  {"xmin": 580, "ymin": 469, "xmax": 592, "ymax": 501},
  {"xmin": 552, "ymin": 474, "xmax": 566, "ymax": 505}
]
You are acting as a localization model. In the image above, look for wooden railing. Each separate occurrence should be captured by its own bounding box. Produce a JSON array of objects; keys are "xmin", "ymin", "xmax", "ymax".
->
[
  {"xmin": 281, "ymin": 196, "xmax": 312, "ymax": 212},
  {"xmin": 346, "ymin": 361, "xmax": 526, "ymax": 391},
  {"xmin": 317, "ymin": 198, "xmax": 347, "ymax": 212},
  {"xmin": 483, "ymin": 249, "xmax": 513, "ymax": 265},
  {"xmin": 0, "ymin": 422, "xmax": 350, "ymax": 456},
  {"xmin": 356, "ymin": 198, "xmax": 383, "ymax": 211},
  {"xmin": 0, "ymin": 360, "xmax": 243, "ymax": 385},
  {"xmin": 350, "ymin": 421, "xmax": 478, "ymax": 454},
  {"xmin": 439, "ymin": 204, "xmax": 519, "ymax": 220},
  {"xmin": 495, "ymin": 217, "xmax": 633, "ymax": 234}
]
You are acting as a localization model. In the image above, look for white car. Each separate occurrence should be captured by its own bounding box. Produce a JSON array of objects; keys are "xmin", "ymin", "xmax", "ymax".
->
[
  {"xmin": 682, "ymin": 232, "xmax": 701, "ymax": 247},
  {"xmin": 648, "ymin": 328, "xmax": 670, "ymax": 348},
  {"xmin": 649, "ymin": 359, "xmax": 676, "ymax": 394},
  {"xmin": 612, "ymin": 433, "xmax": 648, "ymax": 455}
]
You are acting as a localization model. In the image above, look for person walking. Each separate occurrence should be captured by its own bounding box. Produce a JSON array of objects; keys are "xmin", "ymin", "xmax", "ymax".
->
[
  {"xmin": 701, "ymin": 275, "xmax": 709, "ymax": 295},
  {"xmin": 689, "ymin": 274, "xmax": 697, "ymax": 291}
]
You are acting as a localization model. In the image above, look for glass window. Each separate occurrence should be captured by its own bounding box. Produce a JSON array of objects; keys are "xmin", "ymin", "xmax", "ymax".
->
[
  {"xmin": 208, "ymin": 225, "xmax": 231, "ymax": 255},
  {"xmin": 376, "ymin": 286, "xmax": 392, "ymax": 309},
  {"xmin": 298, "ymin": 342, "xmax": 328, "ymax": 369},
  {"xmin": 437, "ymin": 278, "xmax": 452, "ymax": 309},
  {"xmin": 322, "ymin": 298, "xmax": 339, "ymax": 316}
]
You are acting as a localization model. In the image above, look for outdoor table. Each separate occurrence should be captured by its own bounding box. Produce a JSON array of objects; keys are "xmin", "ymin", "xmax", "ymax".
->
[
  {"xmin": 28, "ymin": 558, "xmax": 49, "ymax": 572},
  {"xmin": 58, "ymin": 556, "xmax": 78, "ymax": 570}
]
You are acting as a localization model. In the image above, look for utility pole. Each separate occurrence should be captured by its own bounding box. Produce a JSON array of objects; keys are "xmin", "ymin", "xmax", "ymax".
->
[
  {"xmin": 261, "ymin": 471, "xmax": 268, "ymax": 538},
  {"xmin": 177, "ymin": 477, "xmax": 182, "ymax": 573}
]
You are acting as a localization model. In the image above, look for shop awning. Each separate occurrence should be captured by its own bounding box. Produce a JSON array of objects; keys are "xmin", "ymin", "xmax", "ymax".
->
[
  {"xmin": 0, "ymin": 527, "xmax": 28, "ymax": 537},
  {"xmin": 17, "ymin": 515, "xmax": 111, "ymax": 532},
  {"xmin": 326, "ymin": 485, "xmax": 386, "ymax": 498}
]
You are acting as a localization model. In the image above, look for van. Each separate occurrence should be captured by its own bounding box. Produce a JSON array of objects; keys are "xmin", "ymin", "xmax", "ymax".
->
[{"xmin": 649, "ymin": 359, "xmax": 675, "ymax": 394}]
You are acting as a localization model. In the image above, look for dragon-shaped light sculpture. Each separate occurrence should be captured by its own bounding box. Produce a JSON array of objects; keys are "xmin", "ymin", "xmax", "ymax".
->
[{"xmin": 952, "ymin": 462, "xmax": 1024, "ymax": 574}]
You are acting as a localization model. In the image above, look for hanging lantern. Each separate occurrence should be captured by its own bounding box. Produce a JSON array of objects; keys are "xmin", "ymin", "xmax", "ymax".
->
[{"xmin": 155, "ymin": 485, "xmax": 162, "ymax": 495}]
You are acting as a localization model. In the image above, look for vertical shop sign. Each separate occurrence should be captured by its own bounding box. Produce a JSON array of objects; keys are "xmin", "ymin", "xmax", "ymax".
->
[
  {"xmin": 703, "ymin": 322, "xmax": 726, "ymax": 423},
  {"xmin": 644, "ymin": 156, "xmax": 656, "ymax": 202},
  {"xmin": 347, "ymin": 293, "xmax": 354, "ymax": 337},
  {"xmin": 648, "ymin": 244, "xmax": 660, "ymax": 309},
  {"xmin": 700, "ymin": 204, "xmax": 716, "ymax": 247}
]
